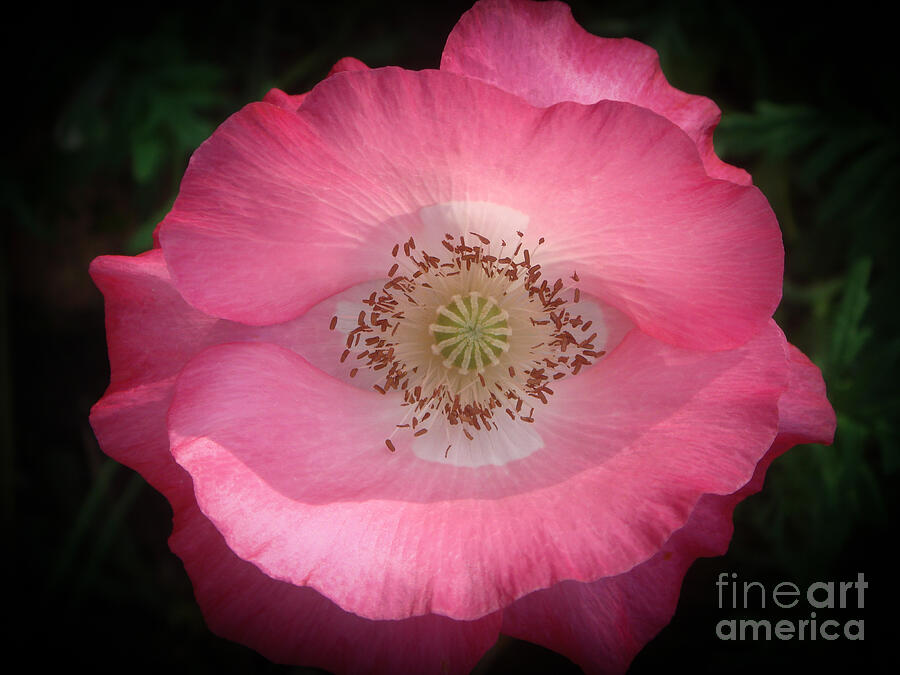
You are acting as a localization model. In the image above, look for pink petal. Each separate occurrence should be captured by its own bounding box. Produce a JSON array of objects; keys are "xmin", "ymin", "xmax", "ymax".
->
[
  {"xmin": 441, "ymin": 0, "xmax": 750, "ymax": 185},
  {"xmin": 89, "ymin": 376, "xmax": 499, "ymax": 675},
  {"xmin": 262, "ymin": 56, "xmax": 370, "ymax": 112},
  {"xmin": 500, "ymin": 335, "xmax": 834, "ymax": 674},
  {"xmin": 288, "ymin": 278, "xmax": 392, "ymax": 389},
  {"xmin": 157, "ymin": 98, "xmax": 417, "ymax": 325},
  {"xmin": 90, "ymin": 250, "xmax": 298, "ymax": 390},
  {"xmin": 171, "ymin": 502, "xmax": 500, "ymax": 674},
  {"xmin": 90, "ymin": 250, "xmax": 223, "ymax": 390},
  {"xmin": 158, "ymin": 58, "xmax": 373, "ymax": 248},
  {"xmin": 527, "ymin": 99, "xmax": 782, "ymax": 349},
  {"xmin": 262, "ymin": 87, "xmax": 308, "ymax": 111},
  {"xmin": 89, "ymin": 249, "xmax": 378, "ymax": 392},
  {"xmin": 327, "ymin": 55, "xmax": 370, "ymax": 76},
  {"xmin": 770, "ymin": 342, "xmax": 837, "ymax": 449},
  {"xmin": 90, "ymin": 380, "xmax": 191, "ymax": 503},
  {"xmin": 160, "ymin": 67, "xmax": 780, "ymax": 348},
  {"xmin": 167, "ymin": 320, "xmax": 786, "ymax": 621}
]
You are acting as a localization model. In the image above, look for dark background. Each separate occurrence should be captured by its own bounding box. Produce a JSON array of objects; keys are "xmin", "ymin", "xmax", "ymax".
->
[{"xmin": 4, "ymin": 0, "xmax": 899, "ymax": 672}]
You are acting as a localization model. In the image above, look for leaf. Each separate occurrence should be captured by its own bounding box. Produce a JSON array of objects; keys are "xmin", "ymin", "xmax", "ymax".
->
[
  {"xmin": 131, "ymin": 135, "xmax": 165, "ymax": 183},
  {"xmin": 799, "ymin": 125, "xmax": 880, "ymax": 184},
  {"xmin": 827, "ymin": 258, "xmax": 872, "ymax": 374},
  {"xmin": 818, "ymin": 142, "xmax": 900, "ymax": 226},
  {"xmin": 716, "ymin": 102, "xmax": 826, "ymax": 158}
]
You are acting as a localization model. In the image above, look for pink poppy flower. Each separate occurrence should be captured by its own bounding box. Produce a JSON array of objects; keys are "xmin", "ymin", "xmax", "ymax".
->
[{"xmin": 90, "ymin": 0, "xmax": 836, "ymax": 672}]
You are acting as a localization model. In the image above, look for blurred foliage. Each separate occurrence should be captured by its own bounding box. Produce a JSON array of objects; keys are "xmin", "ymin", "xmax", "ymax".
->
[
  {"xmin": 56, "ymin": 36, "xmax": 225, "ymax": 251},
  {"xmin": 56, "ymin": 38, "xmax": 224, "ymax": 184},
  {"xmin": 715, "ymin": 102, "xmax": 900, "ymax": 578},
  {"xmin": 6, "ymin": 0, "xmax": 898, "ymax": 673}
]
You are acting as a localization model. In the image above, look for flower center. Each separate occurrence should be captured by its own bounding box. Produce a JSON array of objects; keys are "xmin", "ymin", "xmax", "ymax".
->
[
  {"xmin": 330, "ymin": 230, "xmax": 605, "ymax": 454},
  {"xmin": 430, "ymin": 292, "xmax": 510, "ymax": 373}
]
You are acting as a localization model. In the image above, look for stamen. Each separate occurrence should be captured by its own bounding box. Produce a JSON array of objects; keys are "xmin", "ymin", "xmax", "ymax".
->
[{"xmin": 333, "ymin": 228, "xmax": 605, "ymax": 446}]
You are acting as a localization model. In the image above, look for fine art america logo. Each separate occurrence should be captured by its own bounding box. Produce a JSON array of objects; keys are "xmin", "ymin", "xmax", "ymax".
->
[{"xmin": 716, "ymin": 573, "xmax": 866, "ymax": 641}]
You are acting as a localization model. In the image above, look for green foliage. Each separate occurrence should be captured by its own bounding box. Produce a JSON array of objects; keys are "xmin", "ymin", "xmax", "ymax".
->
[{"xmin": 716, "ymin": 103, "xmax": 827, "ymax": 158}]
